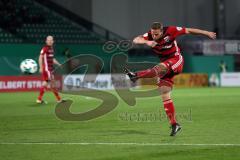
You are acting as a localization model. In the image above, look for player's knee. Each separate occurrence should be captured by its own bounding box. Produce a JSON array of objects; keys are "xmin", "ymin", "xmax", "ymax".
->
[
  {"xmin": 159, "ymin": 63, "xmax": 168, "ymax": 76},
  {"xmin": 161, "ymin": 92, "xmax": 171, "ymax": 101},
  {"xmin": 158, "ymin": 86, "xmax": 171, "ymax": 99},
  {"xmin": 153, "ymin": 63, "xmax": 168, "ymax": 77},
  {"xmin": 42, "ymin": 81, "xmax": 48, "ymax": 87}
]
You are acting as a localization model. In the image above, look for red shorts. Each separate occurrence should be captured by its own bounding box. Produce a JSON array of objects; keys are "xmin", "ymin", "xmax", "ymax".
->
[
  {"xmin": 157, "ymin": 54, "xmax": 184, "ymax": 88},
  {"xmin": 42, "ymin": 70, "xmax": 54, "ymax": 81}
]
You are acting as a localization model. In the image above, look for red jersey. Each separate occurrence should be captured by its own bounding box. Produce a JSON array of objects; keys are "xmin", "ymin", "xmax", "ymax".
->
[
  {"xmin": 40, "ymin": 45, "xmax": 54, "ymax": 72},
  {"xmin": 143, "ymin": 26, "xmax": 186, "ymax": 60}
]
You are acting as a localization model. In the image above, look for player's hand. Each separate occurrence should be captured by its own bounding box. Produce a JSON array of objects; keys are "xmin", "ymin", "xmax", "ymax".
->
[
  {"xmin": 207, "ymin": 32, "xmax": 217, "ymax": 39},
  {"xmin": 39, "ymin": 68, "xmax": 43, "ymax": 73},
  {"xmin": 146, "ymin": 41, "xmax": 158, "ymax": 47}
]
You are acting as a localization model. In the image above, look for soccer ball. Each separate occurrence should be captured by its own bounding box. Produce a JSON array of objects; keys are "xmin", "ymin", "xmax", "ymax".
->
[{"xmin": 20, "ymin": 59, "xmax": 38, "ymax": 74}]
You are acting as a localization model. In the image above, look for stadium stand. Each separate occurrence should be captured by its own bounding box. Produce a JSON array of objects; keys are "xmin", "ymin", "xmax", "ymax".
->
[
  {"xmin": 0, "ymin": 28, "xmax": 23, "ymax": 43},
  {"xmin": 0, "ymin": 0, "xmax": 120, "ymax": 44}
]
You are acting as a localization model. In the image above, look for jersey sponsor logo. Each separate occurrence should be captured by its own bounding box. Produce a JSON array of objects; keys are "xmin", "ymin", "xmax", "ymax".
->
[
  {"xmin": 162, "ymin": 44, "xmax": 173, "ymax": 49},
  {"xmin": 176, "ymin": 27, "xmax": 183, "ymax": 31},
  {"xmin": 164, "ymin": 36, "xmax": 170, "ymax": 42}
]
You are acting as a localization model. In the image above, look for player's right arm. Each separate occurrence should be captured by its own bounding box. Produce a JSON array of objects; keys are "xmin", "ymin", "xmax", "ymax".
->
[
  {"xmin": 39, "ymin": 48, "xmax": 44, "ymax": 73},
  {"xmin": 39, "ymin": 55, "xmax": 43, "ymax": 73},
  {"xmin": 133, "ymin": 35, "xmax": 157, "ymax": 47},
  {"xmin": 133, "ymin": 35, "xmax": 147, "ymax": 44}
]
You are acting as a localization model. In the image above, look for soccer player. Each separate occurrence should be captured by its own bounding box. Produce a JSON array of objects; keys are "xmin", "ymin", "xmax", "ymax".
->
[
  {"xmin": 36, "ymin": 35, "xmax": 62, "ymax": 104},
  {"xmin": 124, "ymin": 22, "xmax": 216, "ymax": 136}
]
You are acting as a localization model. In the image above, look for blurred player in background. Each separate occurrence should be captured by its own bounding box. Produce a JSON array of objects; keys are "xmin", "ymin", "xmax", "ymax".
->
[
  {"xmin": 36, "ymin": 35, "xmax": 62, "ymax": 104},
  {"xmin": 125, "ymin": 22, "xmax": 216, "ymax": 136}
]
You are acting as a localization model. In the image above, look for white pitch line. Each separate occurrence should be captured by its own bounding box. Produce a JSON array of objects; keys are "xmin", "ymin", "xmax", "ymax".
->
[{"xmin": 0, "ymin": 142, "xmax": 240, "ymax": 146}]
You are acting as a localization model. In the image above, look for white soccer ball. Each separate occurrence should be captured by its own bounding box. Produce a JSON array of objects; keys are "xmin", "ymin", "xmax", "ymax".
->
[{"xmin": 20, "ymin": 59, "xmax": 38, "ymax": 74}]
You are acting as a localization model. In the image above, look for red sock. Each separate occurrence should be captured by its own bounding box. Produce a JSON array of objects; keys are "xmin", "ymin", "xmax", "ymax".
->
[
  {"xmin": 163, "ymin": 99, "xmax": 177, "ymax": 125},
  {"xmin": 38, "ymin": 86, "xmax": 47, "ymax": 101},
  {"xmin": 136, "ymin": 65, "xmax": 164, "ymax": 78},
  {"xmin": 52, "ymin": 88, "xmax": 61, "ymax": 101},
  {"xmin": 136, "ymin": 68, "xmax": 157, "ymax": 78}
]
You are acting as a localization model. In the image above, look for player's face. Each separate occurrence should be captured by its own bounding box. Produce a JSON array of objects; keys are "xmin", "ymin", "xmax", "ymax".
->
[
  {"xmin": 151, "ymin": 29, "xmax": 163, "ymax": 40},
  {"xmin": 46, "ymin": 36, "xmax": 54, "ymax": 46}
]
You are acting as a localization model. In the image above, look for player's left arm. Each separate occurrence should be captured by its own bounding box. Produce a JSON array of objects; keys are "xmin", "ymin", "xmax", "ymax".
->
[
  {"xmin": 185, "ymin": 28, "xmax": 216, "ymax": 39},
  {"xmin": 53, "ymin": 58, "xmax": 61, "ymax": 67}
]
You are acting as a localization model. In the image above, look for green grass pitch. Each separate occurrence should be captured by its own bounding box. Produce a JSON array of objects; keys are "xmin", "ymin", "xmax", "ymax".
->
[{"xmin": 0, "ymin": 87, "xmax": 240, "ymax": 160}]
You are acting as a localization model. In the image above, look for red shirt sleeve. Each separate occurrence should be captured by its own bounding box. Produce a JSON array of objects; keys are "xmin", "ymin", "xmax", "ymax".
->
[
  {"xmin": 143, "ymin": 32, "xmax": 149, "ymax": 40},
  {"xmin": 168, "ymin": 26, "xmax": 186, "ymax": 38},
  {"xmin": 40, "ymin": 47, "xmax": 46, "ymax": 55}
]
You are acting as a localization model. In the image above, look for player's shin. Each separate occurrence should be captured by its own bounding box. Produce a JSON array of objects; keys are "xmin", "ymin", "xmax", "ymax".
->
[
  {"xmin": 136, "ymin": 68, "xmax": 157, "ymax": 78},
  {"xmin": 136, "ymin": 63, "xmax": 168, "ymax": 78},
  {"xmin": 52, "ymin": 88, "xmax": 61, "ymax": 101},
  {"xmin": 37, "ymin": 86, "xmax": 47, "ymax": 101}
]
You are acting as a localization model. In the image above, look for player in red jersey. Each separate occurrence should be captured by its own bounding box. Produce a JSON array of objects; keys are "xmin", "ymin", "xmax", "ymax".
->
[
  {"xmin": 36, "ymin": 35, "xmax": 62, "ymax": 104},
  {"xmin": 124, "ymin": 22, "xmax": 216, "ymax": 136}
]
